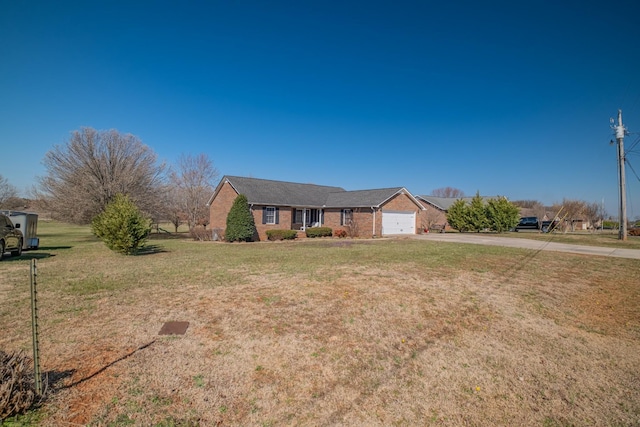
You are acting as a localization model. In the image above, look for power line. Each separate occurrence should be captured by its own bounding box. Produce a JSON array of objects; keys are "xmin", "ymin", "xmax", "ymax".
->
[
  {"xmin": 625, "ymin": 158, "xmax": 640, "ymax": 183},
  {"xmin": 626, "ymin": 134, "xmax": 640, "ymax": 153}
]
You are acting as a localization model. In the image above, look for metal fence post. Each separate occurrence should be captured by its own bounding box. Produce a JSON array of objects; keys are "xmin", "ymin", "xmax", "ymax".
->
[{"xmin": 30, "ymin": 259, "xmax": 42, "ymax": 395}]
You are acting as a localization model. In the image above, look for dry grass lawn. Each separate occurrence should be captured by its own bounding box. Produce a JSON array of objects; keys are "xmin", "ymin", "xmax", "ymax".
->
[{"xmin": 1, "ymin": 222, "xmax": 639, "ymax": 426}]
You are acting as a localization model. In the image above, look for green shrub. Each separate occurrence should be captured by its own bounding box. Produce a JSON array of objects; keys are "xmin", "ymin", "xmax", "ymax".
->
[
  {"xmin": 446, "ymin": 199, "xmax": 470, "ymax": 232},
  {"xmin": 467, "ymin": 192, "xmax": 488, "ymax": 232},
  {"xmin": 225, "ymin": 194, "xmax": 257, "ymax": 242},
  {"xmin": 91, "ymin": 194, "xmax": 151, "ymax": 255},
  {"xmin": 266, "ymin": 229, "xmax": 298, "ymax": 240},
  {"xmin": 486, "ymin": 197, "xmax": 520, "ymax": 233},
  {"xmin": 447, "ymin": 193, "xmax": 519, "ymax": 233},
  {"xmin": 305, "ymin": 227, "xmax": 332, "ymax": 238}
]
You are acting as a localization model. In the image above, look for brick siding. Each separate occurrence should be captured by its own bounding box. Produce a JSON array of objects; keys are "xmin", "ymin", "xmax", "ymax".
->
[{"xmin": 210, "ymin": 182, "xmax": 426, "ymax": 240}]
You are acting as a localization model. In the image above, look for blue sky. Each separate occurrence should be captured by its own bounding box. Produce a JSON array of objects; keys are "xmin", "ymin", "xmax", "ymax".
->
[{"xmin": 2, "ymin": 1, "xmax": 640, "ymax": 218}]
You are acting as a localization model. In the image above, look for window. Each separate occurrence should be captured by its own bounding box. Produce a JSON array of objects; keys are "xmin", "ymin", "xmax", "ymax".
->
[
  {"xmin": 342, "ymin": 209, "xmax": 353, "ymax": 226},
  {"xmin": 295, "ymin": 209, "xmax": 303, "ymax": 224},
  {"xmin": 265, "ymin": 207, "xmax": 276, "ymax": 224}
]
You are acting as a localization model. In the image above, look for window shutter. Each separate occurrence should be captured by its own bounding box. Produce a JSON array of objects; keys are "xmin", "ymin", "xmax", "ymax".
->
[
  {"xmin": 340, "ymin": 210, "xmax": 344, "ymax": 226},
  {"xmin": 262, "ymin": 207, "xmax": 267, "ymax": 224},
  {"xmin": 275, "ymin": 207, "xmax": 280, "ymax": 224}
]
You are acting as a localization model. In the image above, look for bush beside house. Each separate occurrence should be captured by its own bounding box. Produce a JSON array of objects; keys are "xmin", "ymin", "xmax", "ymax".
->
[{"xmin": 225, "ymin": 194, "xmax": 257, "ymax": 242}]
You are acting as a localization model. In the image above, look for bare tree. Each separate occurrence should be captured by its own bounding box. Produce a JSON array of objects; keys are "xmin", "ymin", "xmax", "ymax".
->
[
  {"xmin": 169, "ymin": 153, "xmax": 219, "ymax": 229},
  {"xmin": 37, "ymin": 127, "xmax": 166, "ymax": 224},
  {"xmin": 344, "ymin": 208, "xmax": 361, "ymax": 238},
  {"xmin": 511, "ymin": 200, "xmax": 540, "ymax": 209},
  {"xmin": 583, "ymin": 201, "xmax": 604, "ymax": 231},
  {"xmin": 164, "ymin": 185, "xmax": 187, "ymax": 232},
  {"xmin": 552, "ymin": 199, "xmax": 586, "ymax": 232},
  {"xmin": 431, "ymin": 187, "xmax": 465, "ymax": 198},
  {"xmin": 0, "ymin": 175, "xmax": 18, "ymax": 207},
  {"xmin": 529, "ymin": 201, "xmax": 548, "ymax": 230}
]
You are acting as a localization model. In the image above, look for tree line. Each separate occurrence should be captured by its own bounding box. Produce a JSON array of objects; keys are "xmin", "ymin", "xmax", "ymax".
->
[
  {"xmin": 1, "ymin": 127, "xmax": 219, "ymax": 231},
  {"xmin": 432, "ymin": 189, "xmax": 632, "ymax": 232},
  {"xmin": 0, "ymin": 127, "xmax": 631, "ymax": 251}
]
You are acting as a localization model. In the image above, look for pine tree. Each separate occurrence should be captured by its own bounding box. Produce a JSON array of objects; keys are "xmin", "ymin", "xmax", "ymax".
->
[
  {"xmin": 468, "ymin": 191, "xmax": 488, "ymax": 232},
  {"xmin": 486, "ymin": 197, "xmax": 520, "ymax": 233},
  {"xmin": 225, "ymin": 194, "xmax": 257, "ymax": 242},
  {"xmin": 91, "ymin": 194, "xmax": 152, "ymax": 254},
  {"xmin": 446, "ymin": 199, "xmax": 470, "ymax": 232}
]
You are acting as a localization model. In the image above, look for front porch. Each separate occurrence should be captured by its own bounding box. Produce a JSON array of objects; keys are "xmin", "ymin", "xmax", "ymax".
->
[{"xmin": 291, "ymin": 208, "xmax": 323, "ymax": 231}]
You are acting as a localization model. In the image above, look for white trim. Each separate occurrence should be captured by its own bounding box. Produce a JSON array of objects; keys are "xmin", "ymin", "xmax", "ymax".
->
[{"xmin": 265, "ymin": 206, "xmax": 276, "ymax": 224}]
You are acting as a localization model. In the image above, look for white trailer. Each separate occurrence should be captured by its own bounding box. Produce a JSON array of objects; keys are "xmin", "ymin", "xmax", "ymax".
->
[{"xmin": 1, "ymin": 211, "xmax": 39, "ymax": 250}]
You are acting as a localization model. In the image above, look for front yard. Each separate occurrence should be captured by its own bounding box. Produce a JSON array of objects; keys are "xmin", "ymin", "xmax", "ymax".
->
[{"xmin": 1, "ymin": 222, "xmax": 639, "ymax": 426}]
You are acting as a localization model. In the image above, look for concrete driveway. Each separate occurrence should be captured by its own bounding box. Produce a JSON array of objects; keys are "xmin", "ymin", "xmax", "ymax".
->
[{"xmin": 413, "ymin": 233, "xmax": 640, "ymax": 260}]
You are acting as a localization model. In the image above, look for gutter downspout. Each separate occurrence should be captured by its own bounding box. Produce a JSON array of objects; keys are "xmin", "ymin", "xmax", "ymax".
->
[{"xmin": 372, "ymin": 207, "xmax": 376, "ymax": 237}]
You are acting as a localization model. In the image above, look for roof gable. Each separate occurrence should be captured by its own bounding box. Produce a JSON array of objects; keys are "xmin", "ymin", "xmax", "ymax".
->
[{"xmin": 326, "ymin": 187, "xmax": 424, "ymax": 209}]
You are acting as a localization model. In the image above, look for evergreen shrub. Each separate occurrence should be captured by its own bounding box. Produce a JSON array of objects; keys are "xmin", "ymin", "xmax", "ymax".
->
[
  {"xmin": 266, "ymin": 229, "xmax": 297, "ymax": 240},
  {"xmin": 225, "ymin": 194, "xmax": 257, "ymax": 242},
  {"xmin": 91, "ymin": 194, "xmax": 151, "ymax": 254},
  {"xmin": 305, "ymin": 227, "xmax": 332, "ymax": 238}
]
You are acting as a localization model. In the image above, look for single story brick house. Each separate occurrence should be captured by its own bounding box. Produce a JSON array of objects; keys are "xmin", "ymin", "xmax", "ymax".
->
[{"xmin": 208, "ymin": 176, "xmax": 426, "ymax": 240}]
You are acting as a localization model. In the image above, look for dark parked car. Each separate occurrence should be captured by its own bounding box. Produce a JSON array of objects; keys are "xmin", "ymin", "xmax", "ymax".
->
[
  {"xmin": 541, "ymin": 220, "xmax": 560, "ymax": 233},
  {"xmin": 0, "ymin": 213, "xmax": 23, "ymax": 260},
  {"xmin": 515, "ymin": 216, "xmax": 539, "ymax": 231}
]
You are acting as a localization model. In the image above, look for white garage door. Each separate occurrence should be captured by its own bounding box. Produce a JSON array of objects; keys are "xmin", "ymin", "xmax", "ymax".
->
[{"xmin": 382, "ymin": 210, "xmax": 415, "ymax": 235}]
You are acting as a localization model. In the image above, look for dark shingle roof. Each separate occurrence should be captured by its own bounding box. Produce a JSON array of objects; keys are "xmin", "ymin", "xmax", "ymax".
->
[
  {"xmin": 417, "ymin": 196, "xmax": 460, "ymax": 211},
  {"xmin": 325, "ymin": 188, "xmax": 406, "ymax": 208},
  {"xmin": 225, "ymin": 176, "xmax": 345, "ymax": 207},
  {"xmin": 210, "ymin": 176, "xmax": 424, "ymax": 209}
]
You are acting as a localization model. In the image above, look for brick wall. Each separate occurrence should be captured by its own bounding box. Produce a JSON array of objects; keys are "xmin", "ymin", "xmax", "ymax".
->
[
  {"xmin": 379, "ymin": 193, "xmax": 424, "ymax": 235},
  {"xmin": 210, "ymin": 183, "xmax": 426, "ymax": 240},
  {"xmin": 323, "ymin": 208, "xmax": 375, "ymax": 238},
  {"xmin": 209, "ymin": 181, "xmax": 238, "ymax": 239},
  {"xmin": 325, "ymin": 193, "xmax": 424, "ymax": 237},
  {"xmin": 419, "ymin": 206, "xmax": 447, "ymax": 232},
  {"xmin": 252, "ymin": 205, "xmax": 293, "ymax": 241}
]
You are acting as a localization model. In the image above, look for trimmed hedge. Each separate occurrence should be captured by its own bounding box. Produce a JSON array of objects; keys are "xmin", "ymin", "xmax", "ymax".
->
[
  {"xmin": 305, "ymin": 227, "xmax": 332, "ymax": 238},
  {"xmin": 266, "ymin": 229, "xmax": 298, "ymax": 241}
]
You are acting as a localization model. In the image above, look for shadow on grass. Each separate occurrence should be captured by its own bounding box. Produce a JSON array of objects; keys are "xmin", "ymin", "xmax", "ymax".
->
[
  {"xmin": 134, "ymin": 244, "xmax": 167, "ymax": 255},
  {"xmin": 45, "ymin": 369, "xmax": 76, "ymax": 391},
  {"xmin": 148, "ymin": 232, "xmax": 191, "ymax": 241},
  {"xmin": 36, "ymin": 246, "xmax": 73, "ymax": 251},
  {"xmin": 1, "ymin": 252, "xmax": 56, "ymax": 261},
  {"xmin": 59, "ymin": 340, "xmax": 157, "ymax": 390}
]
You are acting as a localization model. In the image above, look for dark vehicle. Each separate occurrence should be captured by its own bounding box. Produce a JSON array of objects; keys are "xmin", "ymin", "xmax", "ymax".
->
[
  {"xmin": 0, "ymin": 213, "xmax": 23, "ymax": 260},
  {"xmin": 515, "ymin": 216, "xmax": 539, "ymax": 231},
  {"xmin": 541, "ymin": 220, "xmax": 560, "ymax": 233}
]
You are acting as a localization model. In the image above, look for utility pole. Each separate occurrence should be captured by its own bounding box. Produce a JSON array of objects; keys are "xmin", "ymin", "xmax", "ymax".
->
[{"xmin": 613, "ymin": 109, "xmax": 627, "ymax": 240}]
